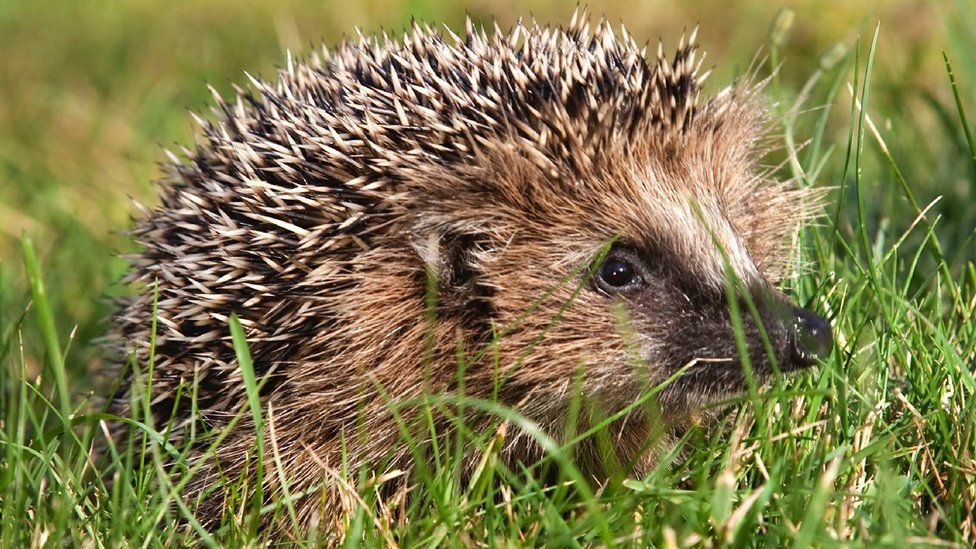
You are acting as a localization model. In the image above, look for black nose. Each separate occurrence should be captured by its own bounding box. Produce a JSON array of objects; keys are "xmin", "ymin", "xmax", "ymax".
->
[{"xmin": 789, "ymin": 307, "xmax": 833, "ymax": 367}]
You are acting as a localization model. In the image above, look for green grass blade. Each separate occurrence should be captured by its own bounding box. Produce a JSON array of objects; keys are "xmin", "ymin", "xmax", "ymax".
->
[
  {"xmin": 942, "ymin": 51, "xmax": 976, "ymax": 193},
  {"xmin": 20, "ymin": 232, "xmax": 72, "ymax": 432},
  {"xmin": 229, "ymin": 313, "xmax": 265, "ymax": 537}
]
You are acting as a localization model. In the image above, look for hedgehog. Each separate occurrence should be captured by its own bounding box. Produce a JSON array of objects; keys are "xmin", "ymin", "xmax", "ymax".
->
[{"xmin": 110, "ymin": 11, "xmax": 833, "ymax": 535}]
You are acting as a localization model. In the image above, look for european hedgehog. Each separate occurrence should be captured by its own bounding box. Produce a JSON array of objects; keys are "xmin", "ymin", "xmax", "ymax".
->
[{"xmin": 111, "ymin": 12, "xmax": 832, "ymax": 534}]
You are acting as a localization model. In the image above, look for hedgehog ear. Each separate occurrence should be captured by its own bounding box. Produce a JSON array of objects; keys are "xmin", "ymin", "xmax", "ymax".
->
[
  {"xmin": 431, "ymin": 232, "xmax": 483, "ymax": 290},
  {"xmin": 415, "ymin": 230, "xmax": 494, "ymax": 325}
]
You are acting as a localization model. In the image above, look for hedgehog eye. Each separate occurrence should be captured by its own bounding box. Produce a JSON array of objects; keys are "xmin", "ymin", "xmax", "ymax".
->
[{"xmin": 597, "ymin": 256, "xmax": 643, "ymax": 292}]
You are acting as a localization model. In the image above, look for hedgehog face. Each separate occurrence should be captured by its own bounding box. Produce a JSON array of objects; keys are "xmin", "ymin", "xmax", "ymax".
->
[
  {"xmin": 439, "ymin": 124, "xmax": 833, "ymax": 425},
  {"xmin": 588, "ymin": 240, "xmax": 832, "ymax": 395},
  {"xmin": 452, "ymin": 156, "xmax": 833, "ymax": 427},
  {"xmin": 592, "ymin": 162, "xmax": 833, "ymax": 390}
]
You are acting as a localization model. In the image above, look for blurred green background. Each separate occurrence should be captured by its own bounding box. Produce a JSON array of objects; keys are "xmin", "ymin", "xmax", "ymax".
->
[{"xmin": 0, "ymin": 0, "xmax": 972, "ymax": 383}]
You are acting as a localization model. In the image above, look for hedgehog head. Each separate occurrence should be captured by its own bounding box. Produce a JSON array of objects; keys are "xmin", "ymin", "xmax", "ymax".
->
[{"xmin": 337, "ymin": 17, "xmax": 835, "ymax": 421}]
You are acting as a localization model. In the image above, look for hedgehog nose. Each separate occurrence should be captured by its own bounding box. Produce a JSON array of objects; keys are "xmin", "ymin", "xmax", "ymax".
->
[{"xmin": 788, "ymin": 307, "xmax": 833, "ymax": 367}]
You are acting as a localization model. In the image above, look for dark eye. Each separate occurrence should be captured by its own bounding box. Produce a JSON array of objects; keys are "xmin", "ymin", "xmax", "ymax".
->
[{"xmin": 598, "ymin": 257, "xmax": 641, "ymax": 290}]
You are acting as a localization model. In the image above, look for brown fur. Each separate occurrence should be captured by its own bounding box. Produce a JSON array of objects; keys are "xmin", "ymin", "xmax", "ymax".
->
[{"xmin": 111, "ymin": 11, "xmax": 817, "ymax": 536}]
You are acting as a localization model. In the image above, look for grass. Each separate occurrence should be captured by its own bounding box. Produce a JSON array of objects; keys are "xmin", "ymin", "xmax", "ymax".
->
[{"xmin": 1, "ymin": 0, "xmax": 975, "ymax": 545}]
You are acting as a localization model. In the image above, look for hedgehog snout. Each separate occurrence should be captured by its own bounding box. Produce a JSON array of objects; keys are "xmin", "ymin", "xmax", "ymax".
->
[
  {"xmin": 759, "ymin": 294, "xmax": 833, "ymax": 370},
  {"xmin": 786, "ymin": 307, "xmax": 833, "ymax": 368}
]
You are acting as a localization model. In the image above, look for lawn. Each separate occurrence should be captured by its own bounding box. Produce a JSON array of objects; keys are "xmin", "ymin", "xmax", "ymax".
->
[{"xmin": 1, "ymin": 0, "xmax": 974, "ymax": 545}]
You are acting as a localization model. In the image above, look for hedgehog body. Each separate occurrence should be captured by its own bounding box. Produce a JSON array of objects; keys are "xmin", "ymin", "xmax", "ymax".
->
[{"xmin": 113, "ymin": 13, "xmax": 830, "ymax": 533}]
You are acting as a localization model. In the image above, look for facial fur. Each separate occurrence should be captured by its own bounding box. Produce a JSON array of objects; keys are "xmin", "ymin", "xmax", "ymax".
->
[{"xmin": 111, "ymin": 12, "xmax": 831, "ymax": 533}]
